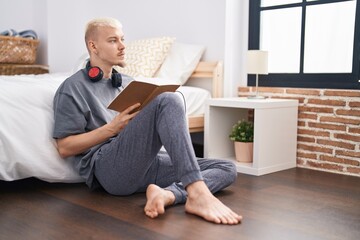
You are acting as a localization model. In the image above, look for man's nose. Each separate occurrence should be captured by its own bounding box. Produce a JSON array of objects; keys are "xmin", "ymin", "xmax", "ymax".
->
[{"xmin": 118, "ymin": 41, "xmax": 125, "ymax": 49}]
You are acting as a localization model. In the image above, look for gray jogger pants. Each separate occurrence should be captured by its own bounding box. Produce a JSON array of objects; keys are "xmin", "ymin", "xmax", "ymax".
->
[{"xmin": 94, "ymin": 92, "xmax": 237, "ymax": 204}]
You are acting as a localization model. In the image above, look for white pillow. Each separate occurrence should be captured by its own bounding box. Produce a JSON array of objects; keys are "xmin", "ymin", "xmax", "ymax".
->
[
  {"xmin": 116, "ymin": 37, "xmax": 175, "ymax": 77},
  {"xmin": 155, "ymin": 42, "xmax": 205, "ymax": 85}
]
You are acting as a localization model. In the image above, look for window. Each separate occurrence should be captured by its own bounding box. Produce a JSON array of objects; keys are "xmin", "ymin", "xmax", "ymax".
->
[{"xmin": 248, "ymin": 0, "xmax": 360, "ymax": 89}]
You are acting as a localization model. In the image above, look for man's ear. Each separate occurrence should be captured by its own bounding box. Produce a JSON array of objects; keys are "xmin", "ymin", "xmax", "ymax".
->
[{"xmin": 88, "ymin": 41, "xmax": 98, "ymax": 54}]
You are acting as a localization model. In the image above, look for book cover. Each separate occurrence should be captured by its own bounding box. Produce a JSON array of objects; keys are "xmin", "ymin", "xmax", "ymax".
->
[{"xmin": 108, "ymin": 81, "xmax": 180, "ymax": 113}]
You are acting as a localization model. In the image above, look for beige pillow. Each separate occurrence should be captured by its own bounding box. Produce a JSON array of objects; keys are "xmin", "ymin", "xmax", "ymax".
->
[{"xmin": 117, "ymin": 37, "xmax": 175, "ymax": 77}]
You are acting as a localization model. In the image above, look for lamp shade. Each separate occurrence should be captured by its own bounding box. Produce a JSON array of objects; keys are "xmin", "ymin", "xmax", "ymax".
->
[{"xmin": 247, "ymin": 50, "xmax": 268, "ymax": 75}]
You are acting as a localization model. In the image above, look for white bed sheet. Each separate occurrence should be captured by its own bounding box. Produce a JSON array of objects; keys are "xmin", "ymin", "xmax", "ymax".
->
[
  {"xmin": 177, "ymin": 86, "xmax": 210, "ymax": 116},
  {"xmin": 135, "ymin": 76, "xmax": 211, "ymax": 116},
  {"xmin": 0, "ymin": 73, "xmax": 82, "ymax": 182},
  {"xmin": 0, "ymin": 73, "xmax": 210, "ymax": 182}
]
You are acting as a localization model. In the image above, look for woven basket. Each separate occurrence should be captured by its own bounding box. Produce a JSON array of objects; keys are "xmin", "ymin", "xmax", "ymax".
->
[
  {"xmin": 0, "ymin": 35, "xmax": 39, "ymax": 64},
  {"xmin": 0, "ymin": 64, "xmax": 49, "ymax": 75}
]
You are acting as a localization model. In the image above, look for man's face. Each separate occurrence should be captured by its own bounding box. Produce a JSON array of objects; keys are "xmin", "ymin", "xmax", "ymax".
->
[{"xmin": 92, "ymin": 26, "xmax": 126, "ymax": 67}]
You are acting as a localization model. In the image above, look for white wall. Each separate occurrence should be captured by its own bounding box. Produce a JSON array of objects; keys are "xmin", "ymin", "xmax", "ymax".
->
[
  {"xmin": 0, "ymin": 0, "xmax": 48, "ymax": 66},
  {"xmin": 0, "ymin": 0, "xmax": 226, "ymax": 72},
  {"xmin": 0, "ymin": 0, "xmax": 246, "ymax": 96},
  {"xmin": 224, "ymin": 0, "xmax": 249, "ymax": 97}
]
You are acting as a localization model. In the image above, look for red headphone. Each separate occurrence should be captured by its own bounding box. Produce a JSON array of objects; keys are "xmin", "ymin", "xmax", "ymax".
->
[{"xmin": 86, "ymin": 61, "xmax": 122, "ymax": 88}]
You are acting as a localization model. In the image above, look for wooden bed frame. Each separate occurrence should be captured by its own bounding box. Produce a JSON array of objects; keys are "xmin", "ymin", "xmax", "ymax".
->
[{"xmin": 187, "ymin": 61, "xmax": 223, "ymax": 133}]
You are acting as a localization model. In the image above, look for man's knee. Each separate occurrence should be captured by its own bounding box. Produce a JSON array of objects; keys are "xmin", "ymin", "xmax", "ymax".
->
[{"xmin": 157, "ymin": 92, "xmax": 185, "ymax": 112}]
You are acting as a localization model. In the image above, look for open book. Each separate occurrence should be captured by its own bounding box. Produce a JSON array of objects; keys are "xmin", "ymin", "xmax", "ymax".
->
[{"xmin": 108, "ymin": 81, "xmax": 180, "ymax": 113}]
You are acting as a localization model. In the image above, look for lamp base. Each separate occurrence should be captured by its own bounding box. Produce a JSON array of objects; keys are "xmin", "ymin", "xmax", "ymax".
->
[
  {"xmin": 248, "ymin": 74, "xmax": 267, "ymax": 100},
  {"xmin": 248, "ymin": 95, "xmax": 266, "ymax": 99}
]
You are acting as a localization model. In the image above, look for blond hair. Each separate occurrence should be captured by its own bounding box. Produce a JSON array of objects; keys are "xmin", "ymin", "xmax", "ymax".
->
[{"xmin": 85, "ymin": 17, "xmax": 122, "ymax": 43}]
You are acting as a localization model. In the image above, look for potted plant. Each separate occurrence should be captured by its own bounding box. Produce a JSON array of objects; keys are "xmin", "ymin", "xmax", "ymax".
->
[{"xmin": 229, "ymin": 120, "xmax": 254, "ymax": 163}]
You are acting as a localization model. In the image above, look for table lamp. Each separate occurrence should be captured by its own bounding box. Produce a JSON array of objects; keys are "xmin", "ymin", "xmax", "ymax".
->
[{"xmin": 247, "ymin": 50, "xmax": 268, "ymax": 99}]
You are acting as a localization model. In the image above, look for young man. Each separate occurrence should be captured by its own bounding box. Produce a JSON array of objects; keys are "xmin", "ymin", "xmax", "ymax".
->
[{"xmin": 53, "ymin": 17, "xmax": 242, "ymax": 225}]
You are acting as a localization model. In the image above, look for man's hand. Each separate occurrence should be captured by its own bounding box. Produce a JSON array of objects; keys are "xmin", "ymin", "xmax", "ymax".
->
[{"xmin": 107, "ymin": 103, "xmax": 141, "ymax": 136}]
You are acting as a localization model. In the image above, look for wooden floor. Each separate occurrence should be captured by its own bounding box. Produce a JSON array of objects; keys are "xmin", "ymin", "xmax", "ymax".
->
[{"xmin": 1, "ymin": 168, "xmax": 359, "ymax": 240}]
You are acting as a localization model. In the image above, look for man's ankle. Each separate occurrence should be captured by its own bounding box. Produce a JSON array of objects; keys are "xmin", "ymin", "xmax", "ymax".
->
[{"xmin": 186, "ymin": 180, "xmax": 210, "ymax": 198}]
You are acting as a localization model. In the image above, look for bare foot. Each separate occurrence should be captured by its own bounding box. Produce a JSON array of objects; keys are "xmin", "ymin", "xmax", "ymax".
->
[
  {"xmin": 144, "ymin": 184, "xmax": 176, "ymax": 218},
  {"xmin": 185, "ymin": 181, "xmax": 242, "ymax": 225}
]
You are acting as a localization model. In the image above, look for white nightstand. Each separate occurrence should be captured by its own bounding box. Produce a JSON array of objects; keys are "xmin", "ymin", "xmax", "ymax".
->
[{"xmin": 204, "ymin": 97, "xmax": 298, "ymax": 176}]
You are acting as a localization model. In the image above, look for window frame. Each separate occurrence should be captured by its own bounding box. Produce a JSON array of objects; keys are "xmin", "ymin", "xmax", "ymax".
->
[{"xmin": 248, "ymin": 0, "xmax": 360, "ymax": 89}]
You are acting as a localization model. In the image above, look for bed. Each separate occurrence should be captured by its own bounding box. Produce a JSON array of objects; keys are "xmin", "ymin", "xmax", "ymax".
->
[
  {"xmin": 186, "ymin": 61, "xmax": 223, "ymax": 132},
  {"xmin": 0, "ymin": 38, "xmax": 223, "ymax": 182}
]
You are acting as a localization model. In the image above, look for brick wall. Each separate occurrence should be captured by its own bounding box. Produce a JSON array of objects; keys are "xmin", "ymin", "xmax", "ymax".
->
[{"xmin": 238, "ymin": 87, "xmax": 360, "ymax": 177}]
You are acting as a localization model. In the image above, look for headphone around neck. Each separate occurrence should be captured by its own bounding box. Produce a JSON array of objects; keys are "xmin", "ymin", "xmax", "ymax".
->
[{"xmin": 85, "ymin": 61, "xmax": 122, "ymax": 88}]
